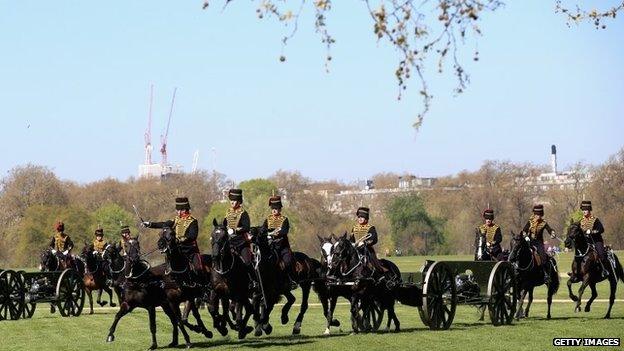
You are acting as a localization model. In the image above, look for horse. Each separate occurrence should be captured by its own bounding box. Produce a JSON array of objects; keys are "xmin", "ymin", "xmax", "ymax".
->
[
  {"xmin": 208, "ymin": 218, "xmax": 254, "ymax": 339},
  {"xmin": 40, "ymin": 248, "xmax": 85, "ymax": 314},
  {"xmin": 105, "ymin": 238, "xmax": 193, "ymax": 350},
  {"xmin": 564, "ymin": 222, "xmax": 624, "ymax": 318},
  {"xmin": 80, "ymin": 244, "xmax": 116, "ymax": 314},
  {"xmin": 474, "ymin": 232, "xmax": 508, "ymax": 262},
  {"xmin": 156, "ymin": 227, "xmax": 214, "ymax": 339},
  {"xmin": 328, "ymin": 233, "xmax": 400, "ymax": 333},
  {"xmin": 509, "ymin": 230, "xmax": 560, "ymax": 319}
]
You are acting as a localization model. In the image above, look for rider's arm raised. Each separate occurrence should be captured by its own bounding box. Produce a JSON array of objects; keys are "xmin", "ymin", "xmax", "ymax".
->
[{"xmin": 146, "ymin": 220, "xmax": 175, "ymax": 229}]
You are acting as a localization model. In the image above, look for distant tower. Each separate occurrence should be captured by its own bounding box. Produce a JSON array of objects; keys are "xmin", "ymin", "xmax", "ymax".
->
[
  {"xmin": 191, "ymin": 150, "xmax": 199, "ymax": 173},
  {"xmin": 550, "ymin": 145, "xmax": 557, "ymax": 174}
]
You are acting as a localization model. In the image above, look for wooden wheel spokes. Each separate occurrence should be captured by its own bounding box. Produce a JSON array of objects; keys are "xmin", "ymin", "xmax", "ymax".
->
[
  {"xmin": 422, "ymin": 262, "xmax": 457, "ymax": 330},
  {"xmin": 0, "ymin": 270, "xmax": 24, "ymax": 321},
  {"xmin": 56, "ymin": 269, "xmax": 85, "ymax": 317},
  {"xmin": 488, "ymin": 262, "xmax": 517, "ymax": 326}
]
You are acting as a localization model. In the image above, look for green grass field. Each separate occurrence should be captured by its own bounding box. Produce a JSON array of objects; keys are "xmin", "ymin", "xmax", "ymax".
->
[{"xmin": 1, "ymin": 253, "xmax": 623, "ymax": 351}]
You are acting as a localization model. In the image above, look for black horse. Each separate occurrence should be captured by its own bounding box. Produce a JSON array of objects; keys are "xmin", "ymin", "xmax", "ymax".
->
[
  {"xmin": 157, "ymin": 227, "xmax": 214, "ymax": 339},
  {"xmin": 208, "ymin": 219, "xmax": 254, "ymax": 339},
  {"xmin": 564, "ymin": 222, "xmax": 624, "ymax": 318},
  {"xmin": 105, "ymin": 238, "xmax": 192, "ymax": 350},
  {"xmin": 509, "ymin": 230, "xmax": 560, "ymax": 319},
  {"xmin": 81, "ymin": 244, "xmax": 116, "ymax": 314},
  {"xmin": 328, "ymin": 233, "xmax": 400, "ymax": 333}
]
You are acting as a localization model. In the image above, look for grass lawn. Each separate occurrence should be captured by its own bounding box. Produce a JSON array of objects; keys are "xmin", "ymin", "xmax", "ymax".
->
[{"xmin": 1, "ymin": 252, "xmax": 623, "ymax": 351}]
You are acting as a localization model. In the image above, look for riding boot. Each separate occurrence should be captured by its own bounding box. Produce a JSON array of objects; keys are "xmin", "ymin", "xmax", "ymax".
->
[
  {"xmin": 599, "ymin": 260, "xmax": 609, "ymax": 278},
  {"xmin": 542, "ymin": 265, "xmax": 551, "ymax": 285}
]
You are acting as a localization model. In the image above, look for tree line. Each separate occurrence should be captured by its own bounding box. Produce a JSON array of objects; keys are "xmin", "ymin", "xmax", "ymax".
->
[{"xmin": 1, "ymin": 147, "xmax": 622, "ymax": 267}]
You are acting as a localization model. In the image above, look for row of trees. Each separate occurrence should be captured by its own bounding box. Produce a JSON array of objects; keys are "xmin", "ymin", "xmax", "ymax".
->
[{"xmin": 1, "ymin": 147, "xmax": 623, "ymax": 267}]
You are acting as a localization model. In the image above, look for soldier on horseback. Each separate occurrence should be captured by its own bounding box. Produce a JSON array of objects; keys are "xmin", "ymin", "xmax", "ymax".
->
[
  {"xmin": 223, "ymin": 189, "xmax": 256, "ymax": 285},
  {"xmin": 49, "ymin": 220, "xmax": 74, "ymax": 268},
  {"xmin": 579, "ymin": 200, "xmax": 608, "ymax": 277},
  {"xmin": 119, "ymin": 225, "xmax": 139, "ymax": 257},
  {"xmin": 93, "ymin": 227, "xmax": 107, "ymax": 257},
  {"xmin": 142, "ymin": 197, "xmax": 205, "ymax": 283},
  {"xmin": 522, "ymin": 204, "xmax": 556, "ymax": 283},
  {"xmin": 351, "ymin": 207, "xmax": 388, "ymax": 276},
  {"xmin": 475, "ymin": 209, "xmax": 502, "ymax": 261},
  {"xmin": 261, "ymin": 195, "xmax": 297, "ymax": 290}
]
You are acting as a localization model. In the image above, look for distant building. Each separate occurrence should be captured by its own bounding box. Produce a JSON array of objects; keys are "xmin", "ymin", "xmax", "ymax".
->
[{"xmin": 526, "ymin": 145, "xmax": 592, "ymax": 191}]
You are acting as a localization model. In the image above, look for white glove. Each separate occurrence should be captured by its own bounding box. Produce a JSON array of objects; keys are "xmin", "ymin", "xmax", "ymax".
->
[
  {"xmin": 550, "ymin": 232, "xmax": 556, "ymax": 239},
  {"xmin": 141, "ymin": 221, "xmax": 150, "ymax": 228},
  {"xmin": 93, "ymin": 250, "xmax": 98, "ymax": 255},
  {"xmin": 227, "ymin": 228, "xmax": 234, "ymax": 235},
  {"xmin": 356, "ymin": 241, "xmax": 365, "ymax": 248},
  {"xmin": 486, "ymin": 242, "xmax": 491, "ymax": 247},
  {"xmin": 62, "ymin": 250, "xmax": 69, "ymax": 255},
  {"xmin": 524, "ymin": 236, "xmax": 530, "ymax": 242},
  {"xmin": 586, "ymin": 229, "xmax": 591, "ymax": 235},
  {"xmin": 51, "ymin": 249, "xmax": 57, "ymax": 254}
]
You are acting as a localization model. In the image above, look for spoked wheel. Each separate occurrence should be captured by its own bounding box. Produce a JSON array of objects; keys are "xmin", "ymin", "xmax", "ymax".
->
[
  {"xmin": 18, "ymin": 271, "xmax": 36, "ymax": 319},
  {"xmin": 487, "ymin": 261, "xmax": 517, "ymax": 326},
  {"xmin": 421, "ymin": 262, "xmax": 456, "ymax": 330},
  {"xmin": 361, "ymin": 298, "xmax": 384, "ymax": 331},
  {"xmin": 0, "ymin": 270, "xmax": 24, "ymax": 320},
  {"xmin": 56, "ymin": 269, "xmax": 85, "ymax": 317}
]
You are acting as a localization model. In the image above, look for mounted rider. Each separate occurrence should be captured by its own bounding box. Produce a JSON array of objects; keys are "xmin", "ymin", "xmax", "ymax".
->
[
  {"xmin": 93, "ymin": 227, "xmax": 108, "ymax": 258},
  {"xmin": 579, "ymin": 200, "xmax": 608, "ymax": 277},
  {"xmin": 261, "ymin": 195, "xmax": 297, "ymax": 289},
  {"xmin": 119, "ymin": 225, "xmax": 139, "ymax": 257},
  {"xmin": 142, "ymin": 197, "xmax": 204, "ymax": 282},
  {"xmin": 49, "ymin": 220, "xmax": 74, "ymax": 268},
  {"xmin": 351, "ymin": 207, "xmax": 387, "ymax": 275},
  {"xmin": 475, "ymin": 209, "xmax": 502, "ymax": 261},
  {"xmin": 223, "ymin": 189, "xmax": 256, "ymax": 284},
  {"xmin": 522, "ymin": 204, "xmax": 556, "ymax": 283}
]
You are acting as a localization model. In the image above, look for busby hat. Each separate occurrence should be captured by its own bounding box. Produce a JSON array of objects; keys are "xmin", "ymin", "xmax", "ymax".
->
[
  {"xmin": 120, "ymin": 225, "xmax": 130, "ymax": 234},
  {"xmin": 532, "ymin": 204, "xmax": 544, "ymax": 215},
  {"xmin": 356, "ymin": 207, "xmax": 370, "ymax": 220},
  {"xmin": 580, "ymin": 200, "xmax": 592, "ymax": 211},
  {"xmin": 228, "ymin": 189, "xmax": 243, "ymax": 202},
  {"xmin": 483, "ymin": 209, "xmax": 494, "ymax": 220},
  {"xmin": 55, "ymin": 220, "xmax": 64, "ymax": 232},
  {"xmin": 175, "ymin": 197, "xmax": 191, "ymax": 210},
  {"xmin": 95, "ymin": 227, "xmax": 104, "ymax": 236},
  {"xmin": 268, "ymin": 195, "xmax": 283, "ymax": 209}
]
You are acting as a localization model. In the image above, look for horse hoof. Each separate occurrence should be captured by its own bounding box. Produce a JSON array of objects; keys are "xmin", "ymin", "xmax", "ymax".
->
[
  {"xmin": 98, "ymin": 301, "xmax": 108, "ymax": 307},
  {"xmin": 292, "ymin": 328, "xmax": 301, "ymax": 335},
  {"xmin": 110, "ymin": 303, "xmax": 117, "ymax": 308},
  {"xmin": 584, "ymin": 306, "xmax": 591, "ymax": 312},
  {"xmin": 217, "ymin": 327, "xmax": 228, "ymax": 337},
  {"xmin": 185, "ymin": 343, "xmax": 192, "ymax": 349},
  {"xmin": 569, "ymin": 296, "xmax": 579, "ymax": 302},
  {"xmin": 324, "ymin": 328, "xmax": 331, "ymax": 336},
  {"xmin": 262, "ymin": 323, "xmax": 273, "ymax": 335},
  {"xmin": 254, "ymin": 328, "xmax": 263, "ymax": 337},
  {"xmin": 106, "ymin": 335, "xmax": 114, "ymax": 343},
  {"xmin": 281, "ymin": 315, "xmax": 289, "ymax": 325},
  {"xmin": 547, "ymin": 314, "xmax": 551, "ymax": 320},
  {"xmin": 148, "ymin": 343, "xmax": 157, "ymax": 350},
  {"xmin": 330, "ymin": 319, "xmax": 340, "ymax": 327},
  {"xmin": 89, "ymin": 311, "xmax": 94, "ymax": 315},
  {"xmin": 203, "ymin": 330, "xmax": 213, "ymax": 339},
  {"xmin": 575, "ymin": 306, "xmax": 581, "ymax": 313},
  {"xmin": 604, "ymin": 315, "xmax": 611, "ymax": 319},
  {"xmin": 168, "ymin": 342, "xmax": 179, "ymax": 347}
]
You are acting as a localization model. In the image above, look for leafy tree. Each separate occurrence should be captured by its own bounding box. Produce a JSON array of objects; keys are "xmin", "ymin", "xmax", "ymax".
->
[{"xmin": 92, "ymin": 203, "xmax": 135, "ymax": 241}]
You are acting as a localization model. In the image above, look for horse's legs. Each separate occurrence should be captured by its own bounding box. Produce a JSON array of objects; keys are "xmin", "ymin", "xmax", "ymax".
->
[
  {"xmin": 574, "ymin": 279, "xmax": 590, "ymax": 313},
  {"xmin": 105, "ymin": 286, "xmax": 116, "ymax": 307},
  {"xmin": 515, "ymin": 289, "xmax": 527, "ymax": 319},
  {"xmin": 86, "ymin": 288, "xmax": 94, "ymax": 315},
  {"xmin": 106, "ymin": 302, "xmax": 135, "ymax": 342},
  {"xmin": 386, "ymin": 298, "xmax": 400, "ymax": 332},
  {"xmin": 170, "ymin": 302, "xmax": 193, "ymax": 348},
  {"xmin": 147, "ymin": 306, "xmax": 158, "ymax": 350},
  {"xmin": 281, "ymin": 290, "xmax": 296, "ymax": 325},
  {"xmin": 350, "ymin": 295, "xmax": 360, "ymax": 334},
  {"xmin": 546, "ymin": 284, "xmax": 554, "ymax": 319},
  {"xmin": 585, "ymin": 283, "xmax": 598, "ymax": 312},
  {"xmin": 604, "ymin": 276, "xmax": 617, "ymax": 319},
  {"xmin": 237, "ymin": 298, "xmax": 254, "ymax": 339},
  {"xmin": 324, "ymin": 295, "xmax": 338, "ymax": 335},
  {"xmin": 292, "ymin": 282, "xmax": 311, "ymax": 334},
  {"xmin": 207, "ymin": 292, "xmax": 228, "ymax": 336},
  {"xmin": 567, "ymin": 278, "xmax": 579, "ymax": 302},
  {"xmin": 188, "ymin": 300, "xmax": 213, "ymax": 338},
  {"xmin": 161, "ymin": 304, "xmax": 179, "ymax": 347},
  {"xmin": 261, "ymin": 302, "xmax": 275, "ymax": 335},
  {"xmin": 525, "ymin": 288, "xmax": 534, "ymax": 318}
]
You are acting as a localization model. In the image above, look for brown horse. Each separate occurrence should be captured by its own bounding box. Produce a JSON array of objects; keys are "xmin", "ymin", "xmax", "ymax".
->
[
  {"xmin": 81, "ymin": 244, "xmax": 116, "ymax": 314},
  {"xmin": 565, "ymin": 222, "xmax": 624, "ymax": 318}
]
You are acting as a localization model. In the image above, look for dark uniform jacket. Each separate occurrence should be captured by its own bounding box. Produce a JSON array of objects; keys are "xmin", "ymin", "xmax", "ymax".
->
[
  {"xmin": 223, "ymin": 207, "xmax": 251, "ymax": 248},
  {"xmin": 351, "ymin": 223, "xmax": 378, "ymax": 247},
  {"xmin": 93, "ymin": 238, "xmax": 108, "ymax": 253},
  {"xmin": 261, "ymin": 214, "xmax": 290, "ymax": 248},
  {"xmin": 49, "ymin": 233, "xmax": 74, "ymax": 252},
  {"xmin": 522, "ymin": 216, "xmax": 554, "ymax": 242},
  {"xmin": 147, "ymin": 215, "xmax": 199, "ymax": 255},
  {"xmin": 580, "ymin": 216, "xmax": 604, "ymax": 243},
  {"xmin": 120, "ymin": 238, "xmax": 139, "ymax": 257},
  {"xmin": 477, "ymin": 223, "xmax": 502, "ymax": 245}
]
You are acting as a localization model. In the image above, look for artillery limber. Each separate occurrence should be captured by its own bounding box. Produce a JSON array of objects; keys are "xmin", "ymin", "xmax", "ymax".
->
[{"xmin": 0, "ymin": 268, "xmax": 85, "ymax": 321}]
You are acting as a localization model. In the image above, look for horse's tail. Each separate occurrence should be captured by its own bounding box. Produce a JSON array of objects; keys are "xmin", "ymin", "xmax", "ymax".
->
[
  {"xmin": 549, "ymin": 258, "xmax": 560, "ymax": 295},
  {"xmin": 613, "ymin": 254, "xmax": 624, "ymax": 284}
]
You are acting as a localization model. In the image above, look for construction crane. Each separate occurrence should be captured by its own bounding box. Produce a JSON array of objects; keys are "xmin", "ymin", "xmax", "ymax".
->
[
  {"xmin": 160, "ymin": 87, "xmax": 177, "ymax": 167},
  {"xmin": 191, "ymin": 150, "xmax": 199, "ymax": 173},
  {"xmin": 144, "ymin": 84, "xmax": 154, "ymax": 165}
]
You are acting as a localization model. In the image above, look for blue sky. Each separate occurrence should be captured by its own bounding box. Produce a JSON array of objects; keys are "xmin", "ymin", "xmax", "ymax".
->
[{"xmin": 1, "ymin": 1, "xmax": 622, "ymax": 183}]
